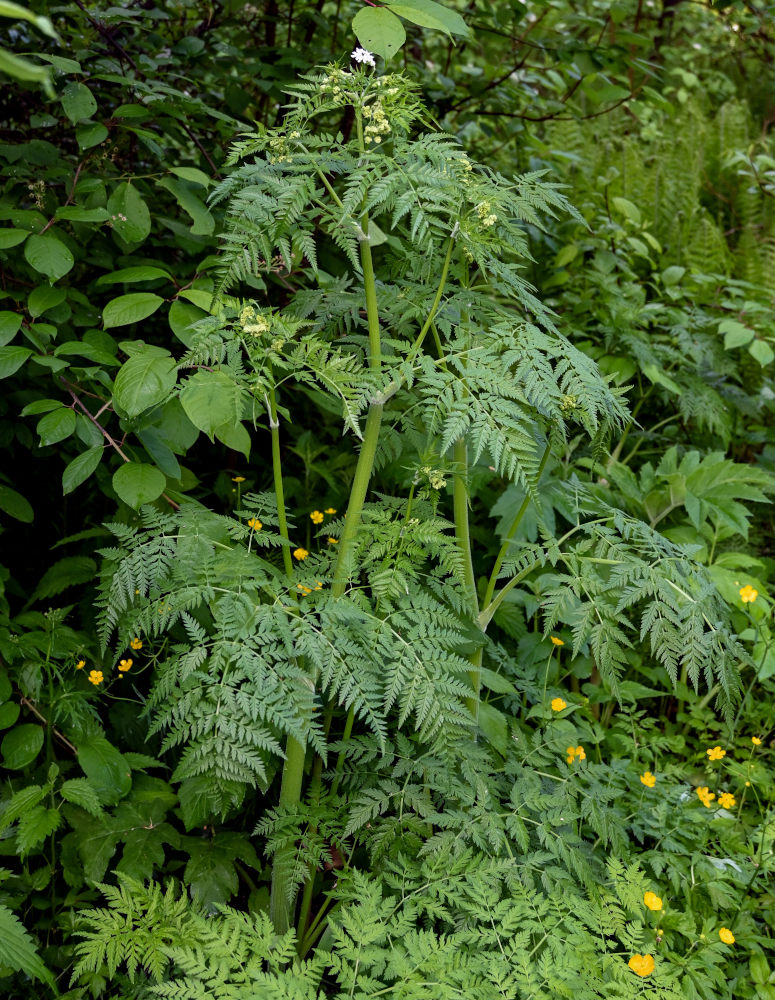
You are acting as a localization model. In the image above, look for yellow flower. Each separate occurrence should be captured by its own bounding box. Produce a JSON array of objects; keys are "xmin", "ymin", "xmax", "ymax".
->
[
  {"xmin": 232, "ymin": 476, "xmax": 246, "ymax": 483},
  {"xmin": 327, "ymin": 537, "xmax": 338, "ymax": 544},
  {"xmin": 310, "ymin": 510, "xmax": 324, "ymax": 524},
  {"xmin": 118, "ymin": 658, "xmax": 133, "ymax": 673},
  {"xmin": 706, "ymin": 746, "xmax": 726, "ymax": 761},
  {"xmin": 247, "ymin": 518, "xmax": 262, "ymax": 531},
  {"xmin": 76, "ymin": 659, "xmax": 85, "ymax": 670},
  {"xmin": 324, "ymin": 507, "xmax": 337, "ymax": 514},
  {"xmin": 296, "ymin": 583, "xmax": 312, "ymax": 596},
  {"xmin": 739, "ymin": 584, "xmax": 758, "ymax": 603},
  {"xmin": 566, "ymin": 745, "xmax": 585, "ymax": 764},
  {"xmin": 717, "ymin": 792, "xmax": 736, "ymax": 809},
  {"xmin": 628, "ymin": 954, "xmax": 655, "ymax": 977},
  {"xmin": 751, "ymin": 736, "xmax": 762, "ymax": 746},
  {"xmin": 293, "ymin": 547, "xmax": 309, "ymax": 561},
  {"xmin": 718, "ymin": 927, "xmax": 735, "ymax": 945},
  {"xmin": 551, "ymin": 697, "xmax": 567, "ymax": 711},
  {"xmin": 315, "ymin": 581, "xmax": 323, "ymax": 590},
  {"xmin": 88, "ymin": 669, "xmax": 103, "ymax": 686},
  {"xmin": 640, "ymin": 770, "xmax": 656, "ymax": 788},
  {"xmin": 130, "ymin": 637, "xmax": 143, "ymax": 651},
  {"xmin": 550, "ymin": 636, "xmax": 564, "ymax": 646},
  {"xmin": 696, "ymin": 786, "xmax": 715, "ymax": 807},
  {"xmin": 575, "ymin": 745, "xmax": 586, "ymax": 760},
  {"xmin": 644, "ymin": 891, "xmax": 663, "ymax": 911}
]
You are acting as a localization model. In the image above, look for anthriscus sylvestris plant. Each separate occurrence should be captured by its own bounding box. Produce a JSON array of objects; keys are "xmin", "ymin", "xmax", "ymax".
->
[{"xmin": 86, "ymin": 56, "xmax": 750, "ymax": 994}]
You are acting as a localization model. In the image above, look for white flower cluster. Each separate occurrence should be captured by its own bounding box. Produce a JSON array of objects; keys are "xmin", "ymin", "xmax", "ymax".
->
[
  {"xmin": 351, "ymin": 47, "xmax": 376, "ymax": 67},
  {"xmin": 362, "ymin": 100, "xmax": 391, "ymax": 144},
  {"xmin": 476, "ymin": 200, "xmax": 497, "ymax": 228},
  {"xmin": 240, "ymin": 305, "xmax": 271, "ymax": 337}
]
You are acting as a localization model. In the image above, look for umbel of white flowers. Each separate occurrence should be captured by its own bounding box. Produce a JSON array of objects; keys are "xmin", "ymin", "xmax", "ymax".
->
[{"xmin": 351, "ymin": 46, "xmax": 376, "ymax": 67}]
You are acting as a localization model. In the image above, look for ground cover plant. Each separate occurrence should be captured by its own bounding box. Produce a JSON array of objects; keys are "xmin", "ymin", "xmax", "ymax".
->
[{"xmin": 0, "ymin": 1, "xmax": 773, "ymax": 998}]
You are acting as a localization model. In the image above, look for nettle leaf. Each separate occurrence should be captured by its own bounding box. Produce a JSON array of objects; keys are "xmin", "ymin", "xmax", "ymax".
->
[
  {"xmin": 60, "ymin": 81, "xmax": 97, "ymax": 123},
  {"xmin": 103, "ymin": 292, "xmax": 164, "ymax": 329},
  {"xmin": 0, "ymin": 904, "xmax": 54, "ymax": 987},
  {"xmin": 180, "ymin": 370, "xmax": 244, "ymax": 439},
  {"xmin": 107, "ymin": 182, "xmax": 151, "ymax": 245},
  {"xmin": 16, "ymin": 805, "xmax": 61, "ymax": 855},
  {"xmin": 386, "ymin": 0, "xmax": 469, "ymax": 36},
  {"xmin": 24, "ymin": 232, "xmax": 74, "ymax": 281},
  {"xmin": 353, "ymin": 6, "xmax": 406, "ymax": 61},
  {"xmin": 112, "ymin": 462, "xmax": 167, "ymax": 509},
  {"xmin": 59, "ymin": 778, "xmax": 104, "ymax": 817},
  {"xmin": 30, "ymin": 555, "xmax": 97, "ymax": 601},
  {"xmin": 113, "ymin": 345, "xmax": 178, "ymax": 416}
]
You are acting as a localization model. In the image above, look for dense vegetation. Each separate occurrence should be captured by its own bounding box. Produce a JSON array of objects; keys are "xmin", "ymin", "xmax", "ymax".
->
[{"xmin": 1, "ymin": 1, "xmax": 774, "ymax": 997}]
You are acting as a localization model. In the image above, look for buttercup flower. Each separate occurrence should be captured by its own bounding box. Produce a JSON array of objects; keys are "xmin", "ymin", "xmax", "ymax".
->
[
  {"xmin": 739, "ymin": 584, "xmax": 758, "ymax": 603},
  {"xmin": 707, "ymin": 746, "xmax": 726, "ymax": 761},
  {"xmin": 296, "ymin": 583, "xmax": 312, "ymax": 596},
  {"xmin": 718, "ymin": 927, "xmax": 735, "ymax": 944},
  {"xmin": 717, "ymin": 792, "xmax": 736, "ymax": 809},
  {"xmin": 696, "ymin": 786, "xmax": 715, "ymax": 807},
  {"xmin": 327, "ymin": 537, "xmax": 338, "ymax": 544},
  {"xmin": 640, "ymin": 770, "xmax": 656, "ymax": 788},
  {"xmin": 293, "ymin": 547, "xmax": 309, "ymax": 561},
  {"xmin": 551, "ymin": 697, "xmax": 567, "ymax": 711},
  {"xmin": 644, "ymin": 891, "xmax": 663, "ymax": 911},
  {"xmin": 628, "ymin": 954, "xmax": 655, "ymax": 977},
  {"xmin": 247, "ymin": 518, "xmax": 262, "ymax": 531},
  {"xmin": 88, "ymin": 669, "xmax": 103, "ymax": 686},
  {"xmin": 310, "ymin": 510, "xmax": 324, "ymax": 524},
  {"xmin": 752, "ymin": 736, "xmax": 762, "ymax": 746},
  {"xmin": 351, "ymin": 46, "xmax": 376, "ymax": 67},
  {"xmin": 566, "ymin": 745, "xmax": 586, "ymax": 764},
  {"xmin": 130, "ymin": 637, "xmax": 142, "ymax": 651},
  {"xmin": 550, "ymin": 636, "xmax": 564, "ymax": 646},
  {"xmin": 118, "ymin": 658, "xmax": 132, "ymax": 673},
  {"xmin": 325, "ymin": 507, "xmax": 337, "ymax": 514},
  {"xmin": 232, "ymin": 476, "xmax": 245, "ymax": 483},
  {"xmin": 76, "ymin": 659, "xmax": 85, "ymax": 670}
]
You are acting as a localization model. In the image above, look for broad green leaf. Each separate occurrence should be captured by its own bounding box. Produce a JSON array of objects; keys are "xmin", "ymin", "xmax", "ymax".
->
[
  {"xmin": 611, "ymin": 196, "xmax": 642, "ymax": 225},
  {"xmin": 107, "ymin": 182, "xmax": 151, "ymax": 245},
  {"xmin": 28, "ymin": 284, "xmax": 66, "ymax": 318},
  {"xmin": 113, "ymin": 346, "xmax": 177, "ymax": 415},
  {"xmin": 353, "ymin": 6, "xmax": 406, "ymax": 61},
  {"xmin": 0, "ymin": 345, "xmax": 32, "ymax": 378},
  {"xmin": 77, "ymin": 735, "xmax": 132, "ymax": 805},
  {"xmin": 180, "ymin": 371, "xmax": 244, "ymax": 439},
  {"xmin": 554, "ymin": 244, "xmax": 578, "ymax": 268},
  {"xmin": 168, "ymin": 298, "xmax": 204, "ymax": 346},
  {"xmin": 477, "ymin": 701, "xmax": 508, "ymax": 754},
  {"xmin": 31, "ymin": 555, "xmax": 97, "ymax": 601},
  {"xmin": 177, "ymin": 288, "xmax": 214, "ymax": 311},
  {"xmin": 169, "ymin": 165, "xmax": 211, "ymax": 187},
  {"xmin": 24, "ymin": 232, "xmax": 74, "ymax": 280},
  {"xmin": 0, "ymin": 310, "xmax": 22, "ymax": 345},
  {"xmin": 0, "ymin": 46, "xmax": 50, "ymax": 87},
  {"xmin": 37, "ymin": 406, "xmax": 76, "ymax": 446},
  {"xmin": 386, "ymin": 0, "xmax": 468, "ymax": 36},
  {"xmin": 76, "ymin": 122, "xmax": 108, "ymax": 149},
  {"xmin": 749, "ymin": 338, "xmax": 775, "ymax": 366},
  {"xmin": 661, "ymin": 265, "xmax": 686, "ymax": 286},
  {"xmin": 0, "ymin": 1, "xmax": 57, "ymax": 38},
  {"xmin": 478, "ymin": 666, "xmax": 517, "ymax": 696},
  {"xmin": 214, "ymin": 420, "xmax": 251, "ymax": 459},
  {"xmin": 0, "ymin": 227, "xmax": 28, "ymax": 248},
  {"xmin": 158, "ymin": 177, "xmax": 215, "ymax": 235},
  {"xmin": 103, "ymin": 292, "xmax": 164, "ymax": 329},
  {"xmin": 0, "ymin": 701, "xmax": 20, "ymax": 729},
  {"xmin": 2, "ymin": 723, "xmax": 44, "ymax": 769},
  {"xmin": 113, "ymin": 462, "xmax": 166, "ymax": 508},
  {"xmin": 0, "ymin": 904, "xmax": 54, "ymax": 988},
  {"xmin": 96, "ymin": 265, "xmax": 171, "ymax": 286},
  {"xmin": 55, "ymin": 205, "xmax": 110, "ymax": 223},
  {"xmin": 137, "ymin": 427, "xmax": 181, "ymax": 479},
  {"xmin": 0, "ymin": 484, "xmax": 34, "ymax": 521},
  {"xmin": 21, "ymin": 398, "xmax": 62, "ymax": 416},
  {"xmin": 61, "ymin": 81, "xmax": 97, "ymax": 123},
  {"xmin": 720, "ymin": 318, "xmax": 754, "ymax": 349},
  {"xmin": 62, "ymin": 445, "xmax": 103, "ymax": 495}
]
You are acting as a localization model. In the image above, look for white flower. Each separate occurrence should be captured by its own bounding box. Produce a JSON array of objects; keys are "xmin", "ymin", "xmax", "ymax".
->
[{"xmin": 351, "ymin": 47, "xmax": 376, "ymax": 67}]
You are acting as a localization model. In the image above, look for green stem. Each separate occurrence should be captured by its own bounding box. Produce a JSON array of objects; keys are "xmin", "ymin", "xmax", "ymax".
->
[
  {"xmin": 481, "ymin": 442, "xmax": 552, "ymax": 612},
  {"xmin": 405, "ymin": 233, "xmax": 455, "ymax": 366},
  {"xmin": 268, "ymin": 385, "xmax": 294, "ymax": 577},
  {"xmin": 453, "ymin": 437, "xmax": 482, "ymax": 721}
]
